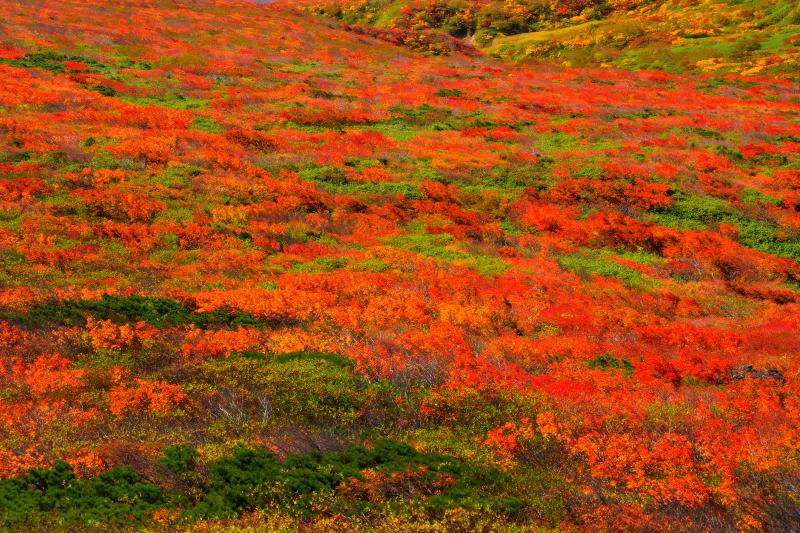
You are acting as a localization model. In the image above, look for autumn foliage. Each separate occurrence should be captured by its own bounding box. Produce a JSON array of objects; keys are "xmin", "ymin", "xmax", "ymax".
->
[{"xmin": 0, "ymin": 0, "xmax": 798, "ymax": 530}]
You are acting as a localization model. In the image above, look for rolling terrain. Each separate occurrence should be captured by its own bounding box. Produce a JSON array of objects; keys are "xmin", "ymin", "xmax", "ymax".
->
[
  {"xmin": 0, "ymin": 0, "xmax": 798, "ymax": 530},
  {"xmin": 302, "ymin": 0, "xmax": 800, "ymax": 78}
]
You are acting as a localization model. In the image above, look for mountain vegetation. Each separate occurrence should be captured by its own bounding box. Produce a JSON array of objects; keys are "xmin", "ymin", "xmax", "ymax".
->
[
  {"xmin": 302, "ymin": 0, "xmax": 800, "ymax": 77},
  {"xmin": 0, "ymin": 0, "xmax": 798, "ymax": 530}
]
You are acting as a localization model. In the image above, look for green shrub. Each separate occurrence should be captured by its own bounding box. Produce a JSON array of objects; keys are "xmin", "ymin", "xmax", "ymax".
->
[
  {"xmin": 90, "ymin": 85, "xmax": 116, "ymax": 97},
  {"xmin": 652, "ymin": 192, "xmax": 800, "ymax": 261},
  {"xmin": 1, "ymin": 52, "xmax": 71, "ymax": 74},
  {"xmin": 0, "ymin": 440, "xmax": 518, "ymax": 527},
  {"xmin": 0, "ymin": 461, "xmax": 172, "ymax": 528},
  {"xmin": 161, "ymin": 445, "xmax": 199, "ymax": 476},
  {"xmin": 196, "ymin": 352, "xmax": 379, "ymax": 431},
  {"xmin": 190, "ymin": 439, "xmax": 518, "ymax": 519},
  {"xmin": 587, "ymin": 353, "xmax": 634, "ymax": 376},
  {"xmin": 27, "ymin": 294, "xmax": 260, "ymax": 329}
]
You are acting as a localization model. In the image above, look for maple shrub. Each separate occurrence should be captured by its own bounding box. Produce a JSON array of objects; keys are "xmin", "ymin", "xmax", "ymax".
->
[{"xmin": 0, "ymin": 0, "xmax": 798, "ymax": 530}]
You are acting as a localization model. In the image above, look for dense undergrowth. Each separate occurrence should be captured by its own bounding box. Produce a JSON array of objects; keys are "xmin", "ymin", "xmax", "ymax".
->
[
  {"xmin": 0, "ymin": 438, "xmax": 518, "ymax": 529},
  {"xmin": 300, "ymin": 0, "xmax": 800, "ymax": 78},
  {"xmin": 0, "ymin": 0, "xmax": 799, "ymax": 530}
]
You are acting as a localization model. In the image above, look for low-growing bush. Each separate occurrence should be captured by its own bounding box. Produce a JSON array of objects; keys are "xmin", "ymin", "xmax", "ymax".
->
[
  {"xmin": 0, "ymin": 440, "xmax": 519, "ymax": 528},
  {"xmin": 27, "ymin": 294, "xmax": 260, "ymax": 329}
]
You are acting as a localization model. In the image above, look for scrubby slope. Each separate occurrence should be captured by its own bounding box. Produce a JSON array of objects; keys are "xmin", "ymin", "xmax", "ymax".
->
[
  {"xmin": 301, "ymin": 0, "xmax": 800, "ymax": 78},
  {"xmin": 0, "ymin": 0, "xmax": 799, "ymax": 530}
]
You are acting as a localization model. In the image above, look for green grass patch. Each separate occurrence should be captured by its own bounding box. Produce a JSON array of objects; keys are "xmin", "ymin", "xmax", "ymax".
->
[
  {"xmin": 386, "ymin": 231, "xmax": 508, "ymax": 277},
  {"xmin": 558, "ymin": 251, "xmax": 656, "ymax": 289},
  {"xmin": 291, "ymin": 256, "xmax": 348, "ymax": 273},
  {"xmin": 120, "ymin": 93, "xmax": 208, "ymax": 110},
  {"xmin": 190, "ymin": 115, "xmax": 224, "ymax": 133}
]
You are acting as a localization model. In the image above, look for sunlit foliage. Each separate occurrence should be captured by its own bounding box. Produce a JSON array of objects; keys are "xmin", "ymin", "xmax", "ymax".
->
[{"xmin": 0, "ymin": 0, "xmax": 798, "ymax": 530}]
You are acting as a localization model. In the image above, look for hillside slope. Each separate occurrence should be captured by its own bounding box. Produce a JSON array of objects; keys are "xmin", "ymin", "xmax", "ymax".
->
[
  {"xmin": 300, "ymin": 0, "xmax": 800, "ymax": 78},
  {"xmin": 0, "ymin": 0, "xmax": 799, "ymax": 530}
]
